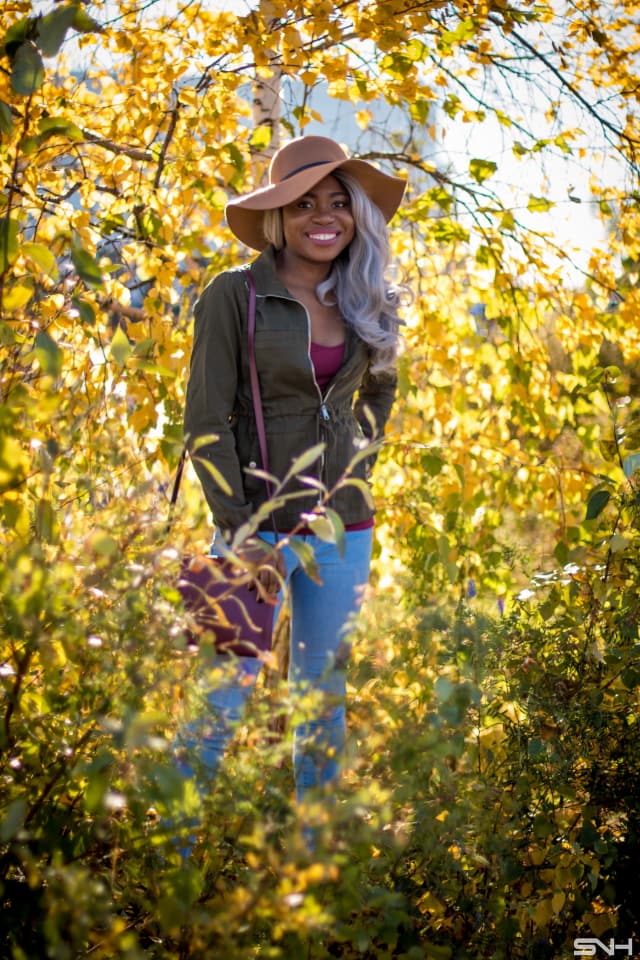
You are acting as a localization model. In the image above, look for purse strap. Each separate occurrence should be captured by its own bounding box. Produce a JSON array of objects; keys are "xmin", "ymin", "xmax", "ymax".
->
[
  {"xmin": 245, "ymin": 272, "xmax": 272, "ymax": 495},
  {"xmin": 169, "ymin": 269, "xmax": 271, "ymax": 519}
]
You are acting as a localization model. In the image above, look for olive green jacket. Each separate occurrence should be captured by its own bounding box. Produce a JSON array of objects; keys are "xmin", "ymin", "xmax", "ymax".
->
[{"xmin": 183, "ymin": 247, "xmax": 397, "ymax": 538}]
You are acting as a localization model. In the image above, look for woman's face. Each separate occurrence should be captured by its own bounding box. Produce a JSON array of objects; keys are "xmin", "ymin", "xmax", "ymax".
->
[{"xmin": 280, "ymin": 174, "xmax": 355, "ymax": 266}]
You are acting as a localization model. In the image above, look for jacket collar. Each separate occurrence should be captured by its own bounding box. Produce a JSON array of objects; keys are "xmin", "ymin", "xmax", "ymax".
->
[{"xmin": 248, "ymin": 245, "xmax": 362, "ymax": 357}]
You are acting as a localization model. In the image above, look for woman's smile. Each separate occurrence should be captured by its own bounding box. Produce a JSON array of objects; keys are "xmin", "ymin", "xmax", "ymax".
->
[{"xmin": 306, "ymin": 230, "xmax": 341, "ymax": 244}]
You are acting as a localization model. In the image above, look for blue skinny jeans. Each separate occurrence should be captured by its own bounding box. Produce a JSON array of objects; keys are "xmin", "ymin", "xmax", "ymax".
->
[{"xmin": 180, "ymin": 527, "xmax": 373, "ymax": 802}]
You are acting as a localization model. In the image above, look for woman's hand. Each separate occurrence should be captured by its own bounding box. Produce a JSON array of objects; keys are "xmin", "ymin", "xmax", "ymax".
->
[{"xmin": 237, "ymin": 538, "xmax": 286, "ymax": 598}]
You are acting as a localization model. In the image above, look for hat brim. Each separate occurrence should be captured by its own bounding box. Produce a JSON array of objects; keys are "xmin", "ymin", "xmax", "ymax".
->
[{"xmin": 225, "ymin": 158, "xmax": 406, "ymax": 251}]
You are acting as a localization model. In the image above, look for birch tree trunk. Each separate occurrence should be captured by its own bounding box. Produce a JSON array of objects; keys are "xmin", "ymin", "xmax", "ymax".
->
[{"xmin": 251, "ymin": 2, "xmax": 282, "ymax": 186}]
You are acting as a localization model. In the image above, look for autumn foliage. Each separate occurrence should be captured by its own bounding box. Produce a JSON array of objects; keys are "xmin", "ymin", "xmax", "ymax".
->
[{"xmin": 1, "ymin": 1, "xmax": 639, "ymax": 957}]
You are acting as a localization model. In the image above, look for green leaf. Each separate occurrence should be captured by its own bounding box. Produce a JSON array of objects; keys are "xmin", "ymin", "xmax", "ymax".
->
[
  {"xmin": 72, "ymin": 7, "xmax": 103, "ymax": 33},
  {"xmin": 340, "ymin": 477, "xmax": 374, "ymax": 509},
  {"xmin": 136, "ymin": 361, "xmax": 176, "ymax": 378},
  {"xmin": 139, "ymin": 207, "xmax": 163, "ymax": 241},
  {"xmin": 0, "ymin": 100, "xmax": 14, "ymax": 136},
  {"xmin": 71, "ymin": 240, "xmax": 103, "ymax": 288},
  {"xmin": 585, "ymin": 487, "xmax": 611, "ymax": 521},
  {"xmin": 0, "ymin": 321, "xmax": 17, "ymax": 346},
  {"xmin": 0, "ymin": 217, "xmax": 19, "ymax": 272},
  {"xmin": 22, "ymin": 241, "xmax": 59, "ymax": 279},
  {"xmin": 431, "ymin": 218, "xmax": 469, "ymax": 243},
  {"xmin": 192, "ymin": 455, "xmax": 233, "ymax": 496},
  {"xmin": 132, "ymin": 337, "xmax": 155, "ymax": 357},
  {"xmin": 71, "ymin": 296, "xmax": 95, "ymax": 325},
  {"xmin": 224, "ymin": 142, "xmax": 245, "ymax": 172},
  {"xmin": 35, "ymin": 497, "xmax": 58, "ymax": 542},
  {"xmin": 109, "ymin": 325, "xmax": 133, "ymax": 366},
  {"xmin": 429, "ymin": 187, "xmax": 454, "ymax": 213},
  {"xmin": 469, "ymin": 158, "xmax": 497, "ymax": 184},
  {"xmin": 475, "ymin": 244, "xmax": 499, "ymax": 266},
  {"xmin": 443, "ymin": 93, "xmax": 462, "ymax": 119},
  {"xmin": 0, "ymin": 798, "xmax": 27, "ymax": 842},
  {"xmin": 500, "ymin": 210, "xmax": 516, "ymax": 231},
  {"xmin": 37, "ymin": 4, "xmax": 78, "ymax": 57},
  {"xmin": 440, "ymin": 17, "xmax": 476, "ymax": 48},
  {"xmin": 409, "ymin": 98, "xmax": 430, "ymax": 124},
  {"xmin": 422, "ymin": 453, "xmax": 445, "ymax": 477},
  {"xmin": 528, "ymin": 738, "xmax": 546, "ymax": 759},
  {"xmin": 300, "ymin": 513, "xmax": 336, "ymax": 544},
  {"xmin": 38, "ymin": 115, "xmax": 83, "ymax": 141},
  {"xmin": 325, "ymin": 507, "xmax": 345, "ymax": 553},
  {"xmin": 191, "ymin": 433, "xmax": 219, "ymax": 451},
  {"xmin": 287, "ymin": 538, "xmax": 320, "ymax": 582},
  {"xmin": 11, "ymin": 42, "xmax": 44, "ymax": 96},
  {"xmin": 599, "ymin": 439, "xmax": 618, "ymax": 462},
  {"xmin": 3, "ymin": 18, "xmax": 33, "ymax": 57},
  {"xmin": 17, "ymin": 135, "xmax": 39, "ymax": 156},
  {"xmin": 283, "ymin": 442, "xmax": 325, "ymax": 483},
  {"xmin": 34, "ymin": 329, "xmax": 63, "ymax": 376},
  {"xmin": 380, "ymin": 51, "xmax": 412, "ymax": 80}
]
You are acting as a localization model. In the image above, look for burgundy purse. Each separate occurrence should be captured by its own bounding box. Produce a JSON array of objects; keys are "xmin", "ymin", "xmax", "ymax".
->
[{"xmin": 171, "ymin": 272, "xmax": 276, "ymax": 657}]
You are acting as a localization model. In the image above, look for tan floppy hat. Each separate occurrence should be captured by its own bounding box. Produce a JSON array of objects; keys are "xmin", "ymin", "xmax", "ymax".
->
[{"xmin": 225, "ymin": 135, "xmax": 407, "ymax": 251}]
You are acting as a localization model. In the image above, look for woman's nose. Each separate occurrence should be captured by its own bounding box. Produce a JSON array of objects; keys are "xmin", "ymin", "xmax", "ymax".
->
[{"xmin": 312, "ymin": 206, "xmax": 334, "ymax": 221}]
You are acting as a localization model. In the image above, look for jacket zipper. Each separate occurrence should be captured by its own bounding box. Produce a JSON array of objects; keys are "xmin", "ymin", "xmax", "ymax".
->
[
  {"xmin": 271, "ymin": 292, "xmax": 343, "ymax": 413},
  {"xmin": 268, "ymin": 291, "xmax": 350, "ymax": 503},
  {"xmin": 281, "ymin": 293, "xmax": 337, "ymax": 499}
]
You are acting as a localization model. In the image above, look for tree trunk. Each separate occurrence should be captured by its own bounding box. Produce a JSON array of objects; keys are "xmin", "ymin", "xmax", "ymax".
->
[{"xmin": 251, "ymin": 3, "xmax": 281, "ymax": 185}]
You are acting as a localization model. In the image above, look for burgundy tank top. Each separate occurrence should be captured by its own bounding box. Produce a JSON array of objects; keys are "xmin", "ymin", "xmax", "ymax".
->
[
  {"xmin": 310, "ymin": 341, "xmax": 345, "ymax": 390},
  {"xmin": 301, "ymin": 340, "xmax": 374, "ymax": 534}
]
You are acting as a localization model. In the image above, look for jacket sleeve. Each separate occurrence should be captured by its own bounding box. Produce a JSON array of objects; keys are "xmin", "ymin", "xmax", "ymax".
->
[
  {"xmin": 183, "ymin": 270, "xmax": 253, "ymax": 537},
  {"xmin": 354, "ymin": 366, "xmax": 397, "ymax": 443}
]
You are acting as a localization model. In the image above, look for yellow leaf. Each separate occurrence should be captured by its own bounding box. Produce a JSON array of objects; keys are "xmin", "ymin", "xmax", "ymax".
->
[
  {"xmin": 530, "ymin": 847, "xmax": 546, "ymax": 865},
  {"xmin": 110, "ymin": 326, "xmax": 133, "ymax": 366},
  {"xmin": 534, "ymin": 898, "xmax": 554, "ymax": 927},
  {"xmin": 552, "ymin": 891, "xmax": 566, "ymax": 914},
  {"xmin": 3, "ymin": 279, "xmax": 34, "ymax": 311},
  {"xmin": 87, "ymin": 530, "xmax": 118, "ymax": 557},
  {"xmin": 356, "ymin": 109, "xmax": 372, "ymax": 129},
  {"xmin": 178, "ymin": 87, "xmax": 197, "ymax": 106},
  {"xmin": 22, "ymin": 242, "xmax": 59, "ymax": 279}
]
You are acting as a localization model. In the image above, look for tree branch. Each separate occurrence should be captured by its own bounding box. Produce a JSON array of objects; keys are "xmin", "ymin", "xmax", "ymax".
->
[
  {"xmin": 489, "ymin": 13, "xmax": 640, "ymax": 170},
  {"xmin": 80, "ymin": 129, "xmax": 153, "ymax": 162},
  {"xmin": 153, "ymin": 97, "xmax": 180, "ymax": 190}
]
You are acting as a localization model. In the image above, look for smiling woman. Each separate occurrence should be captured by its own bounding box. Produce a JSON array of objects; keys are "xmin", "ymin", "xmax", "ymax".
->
[{"xmin": 179, "ymin": 135, "xmax": 407, "ymax": 839}]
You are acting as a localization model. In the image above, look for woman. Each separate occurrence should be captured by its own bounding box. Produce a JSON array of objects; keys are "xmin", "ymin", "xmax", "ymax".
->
[{"xmin": 183, "ymin": 135, "xmax": 406, "ymax": 803}]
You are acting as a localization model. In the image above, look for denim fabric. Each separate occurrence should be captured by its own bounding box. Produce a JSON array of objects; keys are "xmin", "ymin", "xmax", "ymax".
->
[{"xmin": 178, "ymin": 528, "xmax": 373, "ymax": 802}]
